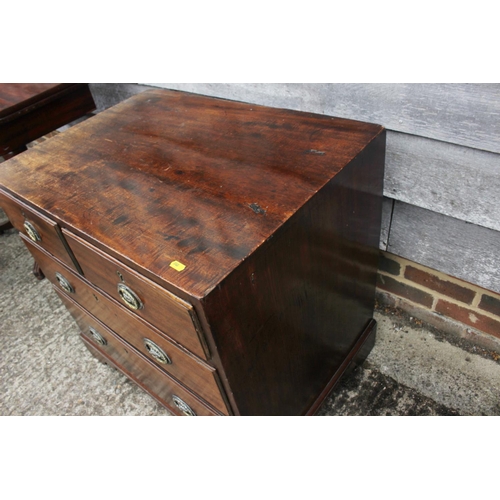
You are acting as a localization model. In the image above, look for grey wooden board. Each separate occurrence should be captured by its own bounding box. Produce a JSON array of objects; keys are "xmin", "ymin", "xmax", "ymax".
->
[
  {"xmin": 386, "ymin": 131, "xmax": 500, "ymax": 232},
  {"xmin": 388, "ymin": 201, "xmax": 500, "ymax": 294},
  {"xmin": 145, "ymin": 83, "xmax": 500, "ymax": 154},
  {"xmin": 89, "ymin": 83, "xmax": 150, "ymax": 112},
  {"xmin": 380, "ymin": 197, "xmax": 394, "ymax": 251}
]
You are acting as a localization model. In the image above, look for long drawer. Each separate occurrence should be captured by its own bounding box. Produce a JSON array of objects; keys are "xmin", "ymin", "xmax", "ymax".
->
[
  {"xmin": 0, "ymin": 189, "xmax": 80, "ymax": 272},
  {"xmin": 80, "ymin": 329, "xmax": 221, "ymax": 416},
  {"xmin": 21, "ymin": 235, "xmax": 229, "ymax": 414},
  {"xmin": 62, "ymin": 229, "xmax": 209, "ymax": 359},
  {"xmin": 54, "ymin": 287, "xmax": 229, "ymax": 414}
]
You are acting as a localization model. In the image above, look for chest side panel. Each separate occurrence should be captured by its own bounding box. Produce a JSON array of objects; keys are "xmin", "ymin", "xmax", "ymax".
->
[{"xmin": 202, "ymin": 133, "xmax": 386, "ymax": 416}]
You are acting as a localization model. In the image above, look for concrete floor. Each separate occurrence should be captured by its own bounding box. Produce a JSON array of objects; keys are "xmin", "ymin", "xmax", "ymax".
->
[{"xmin": 1, "ymin": 225, "xmax": 500, "ymax": 416}]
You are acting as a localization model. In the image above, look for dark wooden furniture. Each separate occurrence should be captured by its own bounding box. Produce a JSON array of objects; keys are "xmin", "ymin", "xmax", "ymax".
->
[
  {"xmin": 0, "ymin": 83, "xmax": 96, "ymax": 234},
  {"xmin": 0, "ymin": 89, "xmax": 386, "ymax": 416}
]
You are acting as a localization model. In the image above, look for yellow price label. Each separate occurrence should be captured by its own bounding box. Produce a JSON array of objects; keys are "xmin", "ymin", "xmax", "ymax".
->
[{"xmin": 170, "ymin": 260, "xmax": 186, "ymax": 272}]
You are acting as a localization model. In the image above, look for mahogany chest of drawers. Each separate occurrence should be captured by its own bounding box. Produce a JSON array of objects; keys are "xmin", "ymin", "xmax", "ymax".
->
[{"xmin": 0, "ymin": 89, "xmax": 386, "ymax": 416}]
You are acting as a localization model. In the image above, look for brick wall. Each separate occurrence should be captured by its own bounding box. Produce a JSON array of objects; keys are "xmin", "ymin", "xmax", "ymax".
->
[{"xmin": 377, "ymin": 251, "xmax": 500, "ymax": 342}]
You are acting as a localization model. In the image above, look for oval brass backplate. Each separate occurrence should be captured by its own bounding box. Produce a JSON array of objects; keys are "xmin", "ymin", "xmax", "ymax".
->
[
  {"xmin": 172, "ymin": 395, "xmax": 196, "ymax": 416},
  {"xmin": 117, "ymin": 283, "xmax": 143, "ymax": 310},
  {"xmin": 23, "ymin": 220, "xmax": 41, "ymax": 242},
  {"xmin": 89, "ymin": 326, "xmax": 107, "ymax": 346},
  {"xmin": 144, "ymin": 338, "xmax": 172, "ymax": 365},
  {"xmin": 55, "ymin": 272, "xmax": 74, "ymax": 294}
]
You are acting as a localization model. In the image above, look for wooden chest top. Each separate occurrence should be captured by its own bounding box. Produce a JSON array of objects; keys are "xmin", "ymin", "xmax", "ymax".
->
[
  {"xmin": 0, "ymin": 89, "xmax": 383, "ymax": 297},
  {"xmin": 0, "ymin": 84, "xmax": 72, "ymax": 119}
]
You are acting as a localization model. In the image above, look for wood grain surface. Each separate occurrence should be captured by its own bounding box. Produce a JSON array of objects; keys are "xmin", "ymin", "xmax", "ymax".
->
[
  {"xmin": 63, "ymin": 229, "xmax": 208, "ymax": 358},
  {"xmin": 201, "ymin": 133, "xmax": 385, "ymax": 415},
  {"xmin": 0, "ymin": 88, "xmax": 383, "ymax": 298}
]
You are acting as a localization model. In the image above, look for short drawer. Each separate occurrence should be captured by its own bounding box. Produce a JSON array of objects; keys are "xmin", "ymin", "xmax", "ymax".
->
[
  {"xmin": 62, "ymin": 229, "xmax": 208, "ymax": 359},
  {"xmin": 21, "ymin": 235, "xmax": 229, "ymax": 413},
  {"xmin": 0, "ymin": 189, "xmax": 80, "ymax": 272},
  {"xmin": 54, "ymin": 287, "xmax": 229, "ymax": 414},
  {"xmin": 80, "ymin": 331, "xmax": 220, "ymax": 416}
]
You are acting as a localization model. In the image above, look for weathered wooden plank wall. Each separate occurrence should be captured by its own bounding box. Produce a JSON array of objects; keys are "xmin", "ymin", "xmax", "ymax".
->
[
  {"xmin": 386, "ymin": 132, "xmax": 500, "ymax": 232},
  {"xmin": 88, "ymin": 83, "xmax": 500, "ymax": 294},
  {"xmin": 389, "ymin": 202, "xmax": 500, "ymax": 293}
]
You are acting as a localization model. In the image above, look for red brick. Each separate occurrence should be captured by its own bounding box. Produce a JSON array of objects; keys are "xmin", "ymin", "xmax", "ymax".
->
[
  {"xmin": 377, "ymin": 274, "xmax": 433, "ymax": 308},
  {"xmin": 404, "ymin": 266, "xmax": 475, "ymax": 305},
  {"xmin": 435, "ymin": 300, "xmax": 500, "ymax": 339},
  {"xmin": 479, "ymin": 294, "xmax": 500, "ymax": 317}
]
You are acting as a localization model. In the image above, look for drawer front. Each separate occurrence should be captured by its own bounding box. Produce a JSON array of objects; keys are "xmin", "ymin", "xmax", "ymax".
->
[
  {"xmin": 0, "ymin": 189, "xmax": 80, "ymax": 272},
  {"xmin": 21, "ymin": 235, "xmax": 228, "ymax": 414},
  {"xmin": 62, "ymin": 229, "xmax": 208, "ymax": 359},
  {"xmin": 54, "ymin": 287, "xmax": 229, "ymax": 414},
  {"xmin": 80, "ymin": 331, "xmax": 220, "ymax": 416}
]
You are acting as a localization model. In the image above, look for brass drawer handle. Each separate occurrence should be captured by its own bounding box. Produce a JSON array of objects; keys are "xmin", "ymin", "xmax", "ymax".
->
[
  {"xmin": 172, "ymin": 395, "xmax": 196, "ymax": 416},
  {"xmin": 55, "ymin": 272, "xmax": 74, "ymax": 293},
  {"xmin": 23, "ymin": 220, "xmax": 41, "ymax": 242},
  {"xmin": 117, "ymin": 283, "xmax": 143, "ymax": 310},
  {"xmin": 89, "ymin": 326, "xmax": 107, "ymax": 346},
  {"xmin": 144, "ymin": 338, "xmax": 172, "ymax": 365}
]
